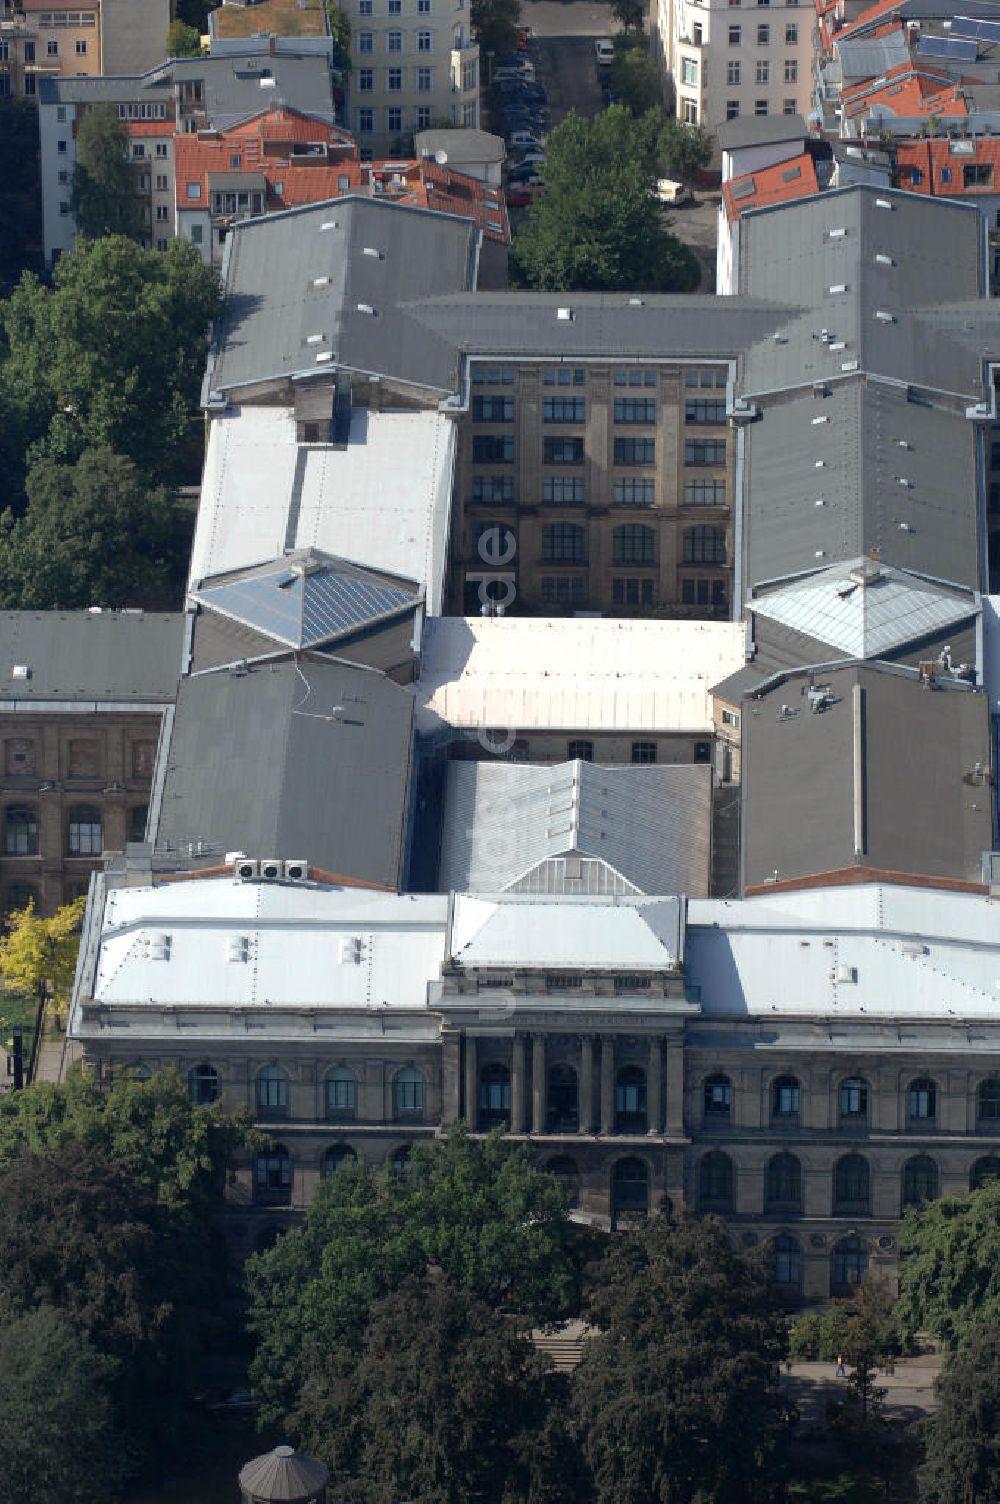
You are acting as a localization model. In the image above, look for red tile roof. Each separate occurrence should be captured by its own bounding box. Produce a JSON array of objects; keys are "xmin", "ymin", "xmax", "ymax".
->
[
  {"xmin": 722, "ymin": 152, "xmax": 820, "ymax": 223},
  {"xmin": 127, "ymin": 120, "xmax": 176, "ymax": 138},
  {"xmin": 841, "ymin": 63, "xmax": 967, "ymax": 121},
  {"xmin": 896, "ymin": 137, "xmax": 1000, "ymax": 195}
]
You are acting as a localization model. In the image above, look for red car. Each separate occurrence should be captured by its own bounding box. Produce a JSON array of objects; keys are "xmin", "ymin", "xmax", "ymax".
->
[{"xmin": 506, "ymin": 181, "xmax": 544, "ymax": 207}]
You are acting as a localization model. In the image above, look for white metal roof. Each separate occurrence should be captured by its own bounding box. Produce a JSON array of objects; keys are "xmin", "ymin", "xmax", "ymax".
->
[
  {"xmin": 90, "ymin": 880, "xmax": 450, "ymax": 1010},
  {"xmin": 188, "ymin": 404, "xmax": 454, "ymax": 614},
  {"xmin": 415, "ymin": 617, "xmax": 748, "ymax": 734},
  {"xmin": 687, "ymin": 883, "xmax": 1000, "ymax": 1019},
  {"xmin": 750, "ymin": 559, "xmax": 978, "ymax": 660},
  {"xmin": 448, "ymin": 894, "xmax": 684, "ymax": 969},
  {"xmin": 437, "ymin": 760, "xmax": 712, "ymax": 897}
]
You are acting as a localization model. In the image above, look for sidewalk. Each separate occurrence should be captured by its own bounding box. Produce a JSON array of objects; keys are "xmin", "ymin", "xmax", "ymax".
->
[
  {"xmin": 31, "ymin": 1008, "xmax": 80, "ymax": 1084},
  {"xmin": 782, "ymin": 1352, "xmax": 942, "ymax": 1426}
]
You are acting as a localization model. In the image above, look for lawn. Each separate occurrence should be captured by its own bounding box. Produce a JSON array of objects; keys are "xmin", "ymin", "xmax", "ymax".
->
[{"xmin": 212, "ymin": 0, "xmax": 327, "ymax": 40}]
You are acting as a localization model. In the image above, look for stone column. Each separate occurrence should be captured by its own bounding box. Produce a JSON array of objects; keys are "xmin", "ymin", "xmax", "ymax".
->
[
  {"xmin": 441, "ymin": 1032, "xmax": 461, "ymax": 1128},
  {"xmin": 666, "ymin": 1034, "xmax": 685, "ymax": 1135},
  {"xmin": 600, "ymin": 1037, "xmax": 615, "ymax": 1135},
  {"xmin": 511, "ymin": 1033, "xmax": 525, "ymax": 1135},
  {"xmin": 647, "ymin": 1036, "xmax": 661, "ymax": 1136},
  {"xmin": 579, "ymin": 1035, "xmax": 594, "ymax": 1134},
  {"xmin": 531, "ymin": 1033, "xmax": 545, "ymax": 1134},
  {"xmin": 464, "ymin": 1033, "xmax": 477, "ymax": 1129}
]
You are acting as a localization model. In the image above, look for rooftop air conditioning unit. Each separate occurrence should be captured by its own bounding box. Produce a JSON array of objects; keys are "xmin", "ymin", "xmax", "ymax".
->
[
  {"xmin": 284, "ymin": 860, "xmax": 309, "ymax": 881},
  {"xmin": 235, "ymin": 859, "xmax": 260, "ymax": 880},
  {"xmin": 261, "ymin": 859, "xmax": 282, "ymax": 880}
]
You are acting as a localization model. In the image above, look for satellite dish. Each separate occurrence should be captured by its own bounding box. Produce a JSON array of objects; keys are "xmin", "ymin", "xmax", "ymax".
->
[{"xmin": 435, "ymin": 149, "xmax": 448, "ymax": 164}]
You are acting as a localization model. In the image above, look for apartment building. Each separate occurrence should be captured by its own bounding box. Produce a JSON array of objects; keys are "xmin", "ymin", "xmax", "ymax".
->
[
  {"xmin": 0, "ymin": 0, "xmax": 169, "ymax": 101},
  {"xmin": 656, "ymin": 0, "xmax": 814, "ymax": 131},
  {"xmin": 345, "ymin": 0, "xmax": 479, "ymax": 157}
]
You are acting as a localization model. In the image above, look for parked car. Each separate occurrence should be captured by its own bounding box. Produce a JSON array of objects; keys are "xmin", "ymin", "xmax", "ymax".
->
[
  {"xmin": 495, "ymin": 63, "xmax": 535, "ymax": 81},
  {"xmin": 509, "ymin": 129, "xmax": 546, "ymax": 149},
  {"xmin": 506, "ymin": 181, "xmax": 544, "ymax": 207},
  {"xmin": 594, "ymin": 37, "xmax": 615, "ymax": 64},
  {"xmin": 508, "ymin": 159, "xmax": 545, "ymax": 182},
  {"xmin": 653, "ymin": 177, "xmax": 694, "ymax": 205}
]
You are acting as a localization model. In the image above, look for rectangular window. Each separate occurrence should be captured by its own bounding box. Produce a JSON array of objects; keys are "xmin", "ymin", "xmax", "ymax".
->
[
  {"xmin": 462, "ymin": 59, "xmax": 477, "ymax": 89},
  {"xmin": 784, "ymin": 58, "xmax": 797, "ymax": 81},
  {"xmin": 358, "ymin": 107, "xmax": 374, "ymax": 132},
  {"xmin": 682, "ymin": 577, "xmax": 710, "ymax": 605},
  {"xmin": 131, "ymin": 143, "xmax": 145, "ymax": 159},
  {"xmin": 684, "ymin": 479, "xmax": 726, "ymax": 506},
  {"xmin": 358, "ymin": 28, "xmax": 374, "ymax": 50},
  {"xmin": 462, "ymin": 100, "xmax": 477, "ymax": 126},
  {"xmin": 387, "ymin": 28, "xmax": 403, "ymax": 49},
  {"xmin": 416, "ymin": 105, "xmax": 432, "ymax": 127},
  {"xmin": 358, "ymin": 66, "xmax": 374, "ymax": 89},
  {"xmin": 155, "ymin": 174, "xmax": 168, "ymax": 190},
  {"xmin": 155, "ymin": 142, "xmax": 168, "ymax": 157},
  {"xmin": 388, "ymin": 105, "xmax": 403, "ymax": 130},
  {"xmin": 75, "ymin": 38, "xmax": 87, "ymax": 53},
  {"xmin": 389, "ymin": 0, "xmax": 402, "ymax": 10},
  {"xmin": 613, "ymin": 577, "xmax": 655, "ymax": 606},
  {"xmin": 417, "ymin": 65, "xmax": 432, "ymax": 89},
  {"xmin": 57, "ymin": 138, "xmax": 68, "ymax": 155},
  {"xmin": 785, "ymin": 22, "xmax": 797, "ymax": 42},
  {"xmin": 47, "ymin": 38, "xmax": 58, "ymax": 54},
  {"xmin": 419, "ymin": 0, "xmax": 431, "ymax": 10},
  {"xmin": 755, "ymin": 98, "xmax": 768, "ymax": 115},
  {"xmin": 728, "ymin": 95, "xmax": 740, "ymax": 116},
  {"xmin": 543, "ymin": 396, "xmax": 585, "ymax": 422},
  {"xmin": 472, "ymin": 395, "xmax": 514, "ymax": 421},
  {"xmin": 755, "ymin": 59, "xmax": 769, "ymax": 82},
  {"xmin": 682, "ymin": 100, "xmax": 699, "ymax": 124},
  {"xmin": 727, "ymin": 60, "xmax": 741, "ymax": 84},
  {"xmin": 783, "ymin": 97, "xmax": 797, "ymax": 113},
  {"xmin": 24, "ymin": 74, "xmax": 36, "ymax": 94},
  {"xmin": 472, "ymin": 365, "xmax": 515, "ymax": 385},
  {"xmin": 614, "ymin": 438, "xmax": 655, "ymax": 465},
  {"xmin": 728, "ymin": 24, "xmax": 741, "ymax": 42},
  {"xmin": 471, "ymin": 475, "xmax": 514, "ymax": 502},
  {"xmin": 541, "ymin": 576, "xmax": 586, "ymax": 605},
  {"xmin": 615, "ymin": 397, "xmax": 656, "ymax": 423},
  {"xmin": 544, "ymin": 436, "xmax": 584, "ymax": 464},
  {"xmin": 965, "ymin": 163, "xmax": 994, "ymax": 188},
  {"xmin": 417, "ymin": 28, "xmax": 432, "ymax": 49},
  {"xmin": 757, "ymin": 23, "xmax": 769, "ymax": 42},
  {"xmin": 682, "ymin": 57, "xmax": 698, "ymax": 85},
  {"xmin": 683, "ymin": 526, "xmax": 727, "ymax": 563},
  {"xmin": 155, "ymin": 205, "xmax": 169, "ymax": 221},
  {"xmin": 545, "ymin": 367, "xmax": 587, "ymax": 385},
  {"xmin": 685, "ymin": 440, "xmax": 726, "ymax": 465},
  {"xmin": 59, "ymin": 200, "xmax": 69, "ymax": 215},
  {"xmin": 614, "ymin": 478, "xmax": 655, "ymax": 506},
  {"xmin": 58, "ymin": 168, "xmax": 68, "ymax": 184},
  {"xmin": 632, "ymin": 741, "xmax": 657, "ymax": 763},
  {"xmin": 359, "ymin": 0, "xmax": 373, "ymax": 11},
  {"xmin": 24, "ymin": 41, "xmax": 35, "ymax": 61},
  {"xmin": 686, "ymin": 398, "xmax": 726, "ymax": 424},
  {"xmin": 156, "ymin": 238, "xmax": 168, "ymax": 251},
  {"xmin": 191, "ymin": 224, "xmax": 204, "ymax": 244},
  {"xmin": 186, "ymin": 181, "xmax": 201, "ymax": 199},
  {"xmin": 387, "ymin": 66, "xmax": 402, "ymax": 89},
  {"xmin": 473, "ymin": 435, "xmax": 514, "ymax": 462},
  {"xmin": 543, "ymin": 476, "xmax": 585, "ymax": 504}
]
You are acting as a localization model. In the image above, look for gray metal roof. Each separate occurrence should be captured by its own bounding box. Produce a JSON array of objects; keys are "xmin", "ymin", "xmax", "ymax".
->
[
  {"xmin": 715, "ymin": 115, "xmax": 807, "ymax": 150},
  {"xmin": 416, "ymin": 127, "xmax": 506, "ymax": 164},
  {"xmin": 191, "ymin": 549, "xmax": 421, "ymax": 650},
  {"xmin": 437, "ymin": 759, "xmax": 713, "ymax": 898},
  {"xmin": 0, "ymin": 612, "xmax": 183, "ymax": 703},
  {"xmin": 750, "ymin": 558, "xmax": 979, "ymax": 658},
  {"xmin": 402, "ymin": 292, "xmax": 798, "ymax": 361},
  {"xmin": 743, "ymin": 380, "xmax": 982, "ymax": 591},
  {"xmin": 741, "ymin": 663, "xmax": 993, "ymax": 889},
  {"xmin": 154, "ymin": 655, "xmax": 413, "ymax": 886},
  {"xmin": 239, "ymin": 1446, "xmax": 329, "ymax": 1504},
  {"xmin": 837, "ymin": 32, "xmax": 911, "ymax": 80},
  {"xmin": 203, "ymin": 197, "xmax": 479, "ymax": 399}
]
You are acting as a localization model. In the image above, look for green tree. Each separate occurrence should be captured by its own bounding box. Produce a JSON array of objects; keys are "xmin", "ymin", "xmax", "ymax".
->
[
  {"xmin": 612, "ymin": 0, "xmax": 646, "ymax": 30},
  {"xmin": 0, "ymin": 446, "xmax": 191, "ymax": 609},
  {"xmin": 0, "ymin": 896, "xmax": 85, "ymax": 1019},
  {"xmin": 574, "ymin": 1215, "xmax": 795, "ymax": 1504},
  {"xmin": 511, "ymin": 108, "xmax": 699, "ymax": 292},
  {"xmin": 472, "ymin": 0, "xmax": 522, "ymax": 56},
  {"xmin": 293, "ymin": 1275, "xmax": 578, "ymax": 1504},
  {"xmin": 69, "ymin": 103, "xmax": 146, "ymax": 243},
  {"xmin": 919, "ymin": 1324, "xmax": 1000, "ymax": 1503},
  {"xmin": 0, "ymin": 99, "xmax": 43, "ymax": 289},
  {"xmin": 167, "ymin": 18, "xmax": 202, "ymax": 55},
  {"xmin": 0, "ymin": 1305, "xmax": 129, "ymax": 1504},
  {"xmin": 325, "ymin": 2, "xmax": 352, "ymax": 70},
  {"xmin": 895, "ymin": 1178, "xmax": 1000, "ymax": 1348},
  {"xmin": 611, "ymin": 39, "xmax": 663, "ymax": 116},
  {"xmin": 644, "ymin": 111, "xmax": 714, "ymax": 179},
  {"xmin": 175, "ymin": 0, "xmax": 212, "ymax": 28},
  {"xmin": 246, "ymin": 1127, "xmax": 577, "ymax": 1426}
]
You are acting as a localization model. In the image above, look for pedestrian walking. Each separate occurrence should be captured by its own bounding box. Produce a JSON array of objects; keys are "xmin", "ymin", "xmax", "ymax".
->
[{"xmin": 835, "ymin": 1354, "xmax": 846, "ymax": 1377}]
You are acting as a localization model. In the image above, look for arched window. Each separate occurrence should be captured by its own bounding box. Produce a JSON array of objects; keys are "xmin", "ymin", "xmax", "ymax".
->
[
  {"xmin": 833, "ymin": 1153, "xmax": 870, "ymax": 1213},
  {"xmin": 255, "ymin": 1144, "xmax": 291, "ymax": 1203},
  {"xmin": 839, "ymin": 1077, "xmax": 869, "ymax": 1125},
  {"xmin": 971, "ymin": 1155, "xmax": 1000, "ymax": 1191},
  {"xmin": 67, "ymin": 804, "xmax": 102, "ymax": 856},
  {"xmin": 542, "ymin": 522, "xmax": 585, "ymax": 563},
  {"xmin": 682, "ymin": 526, "xmax": 726, "ymax": 564},
  {"xmin": 188, "ymin": 1062, "xmax": 219, "ymax": 1105},
  {"xmin": 831, "ymin": 1235, "xmax": 868, "ymax": 1297},
  {"xmin": 613, "ymin": 524, "xmax": 656, "ymax": 564},
  {"xmin": 547, "ymin": 1063, "xmax": 578, "ymax": 1133},
  {"xmin": 325, "ymin": 1066, "xmax": 357, "ymax": 1120},
  {"xmin": 699, "ymin": 1150, "xmax": 734, "ymax": 1210},
  {"xmin": 546, "ymin": 1154, "xmax": 579, "ymax": 1208},
  {"xmin": 393, "ymin": 1065, "xmax": 425, "ymax": 1119},
  {"xmin": 765, "ymin": 1152, "xmax": 802, "ymax": 1212},
  {"xmin": 615, "ymin": 1065, "xmax": 647, "ymax": 1134},
  {"xmin": 907, "ymin": 1077, "xmax": 937, "ymax": 1123},
  {"xmin": 977, "ymin": 1079, "xmax": 1000, "ymax": 1124},
  {"xmin": 902, "ymin": 1155, "xmax": 938, "ymax": 1208},
  {"xmin": 4, "ymin": 806, "xmax": 38, "ymax": 856},
  {"xmin": 321, "ymin": 1144, "xmax": 357, "ymax": 1177},
  {"xmin": 772, "ymin": 1233, "xmax": 801, "ymax": 1290},
  {"xmin": 612, "ymin": 1156, "xmax": 649, "ymax": 1218},
  {"xmin": 771, "ymin": 1075, "xmax": 800, "ymax": 1124},
  {"xmin": 703, "ymin": 1073, "xmax": 732, "ymax": 1122},
  {"xmin": 478, "ymin": 1061, "xmax": 511, "ymax": 1130},
  {"xmin": 256, "ymin": 1063, "xmax": 288, "ymax": 1115}
]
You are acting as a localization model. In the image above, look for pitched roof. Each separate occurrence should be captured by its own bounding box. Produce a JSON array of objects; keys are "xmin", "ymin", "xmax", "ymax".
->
[
  {"xmin": 191, "ymin": 549, "xmax": 422, "ymax": 650},
  {"xmin": 897, "ymin": 136, "xmax": 1000, "ymax": 195},
  {"xmin": 448, "ymin": 894, "xmax": 685, "ymax": 971},
  {"xmin": 437, "ymin": 760, "xmax": 713, "ymax": 897},
  {"xmin": 749, "ymin": 557, "xmax": 979, "ymax": 658},
  {"xmin": 723, "ymin": 153, "xmax": 820, "ymax": 223}
]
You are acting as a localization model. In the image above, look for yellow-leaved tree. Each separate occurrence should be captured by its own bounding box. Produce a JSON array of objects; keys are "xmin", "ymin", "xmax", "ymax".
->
[{"xmin": 0, "ymin": 896, "xmax": 87, "ymax": 1030}]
